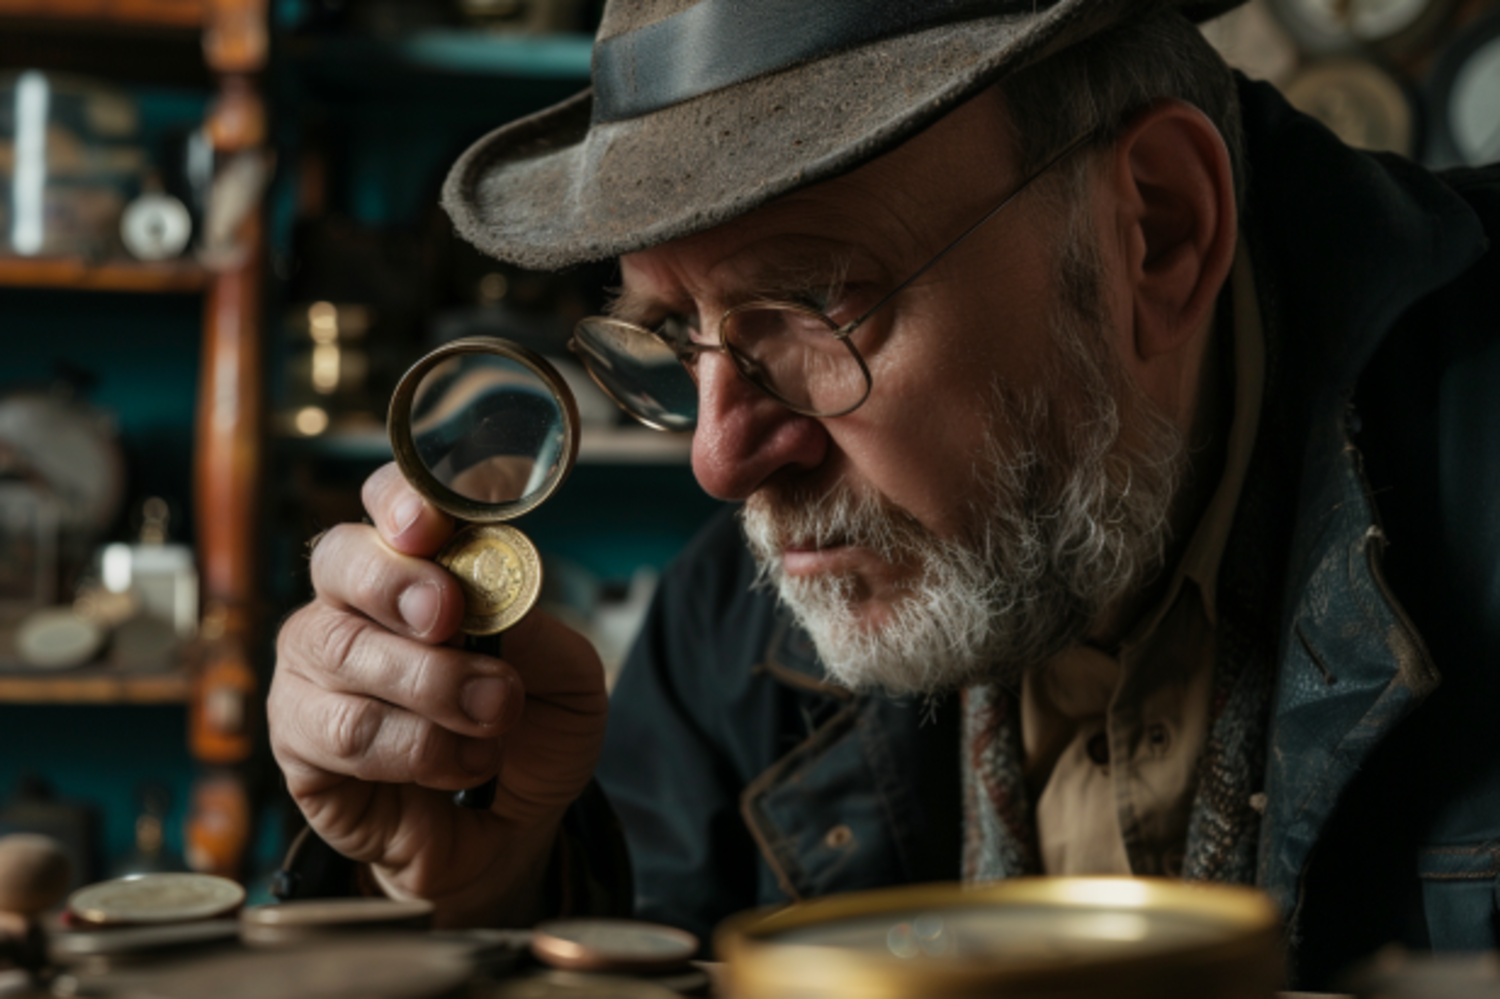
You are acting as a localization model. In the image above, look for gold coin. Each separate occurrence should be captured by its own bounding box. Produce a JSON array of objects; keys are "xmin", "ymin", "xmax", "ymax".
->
[
  {"xmin": 436, "ymin": 524, "xmax": 543, "ymax": 635},
  {"xmin": 67, "ymin": 873, "xmax": 245, "ymax": 926}
]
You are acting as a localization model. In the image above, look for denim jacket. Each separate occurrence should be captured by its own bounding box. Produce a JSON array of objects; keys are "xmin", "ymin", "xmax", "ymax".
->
[{"xmin": 597, "ymin": 78, "xmax": 1500, "ymax": 991}]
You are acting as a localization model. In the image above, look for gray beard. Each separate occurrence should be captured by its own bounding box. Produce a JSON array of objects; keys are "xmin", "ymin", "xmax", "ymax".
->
[{"xmin": 738, "ymin": 247, "xmax": 1187, "ymax": 697}]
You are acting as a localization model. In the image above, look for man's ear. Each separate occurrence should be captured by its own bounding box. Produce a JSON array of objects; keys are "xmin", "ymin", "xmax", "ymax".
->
[{"xmin": 1106, "ymin": 100, "xmax": 1236, "ymax": 363}]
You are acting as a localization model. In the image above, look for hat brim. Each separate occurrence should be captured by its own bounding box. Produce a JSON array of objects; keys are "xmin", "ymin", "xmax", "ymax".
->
[{"xmin": 442, "ymin": 0, "xmax": 1235, "ymax": 271}]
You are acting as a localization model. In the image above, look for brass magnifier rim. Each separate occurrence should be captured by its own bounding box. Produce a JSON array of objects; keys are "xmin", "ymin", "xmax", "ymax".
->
[
  {"xmin": 388, "ymin": 337, "xmax": 581, "ymax": 524},
  {"xmin": 715, "ymin": 877, "xmax": 1283, "ymax": 999}
]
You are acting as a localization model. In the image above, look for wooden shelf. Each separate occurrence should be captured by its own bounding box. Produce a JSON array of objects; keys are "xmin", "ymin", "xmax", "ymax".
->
[
  {"xmin": 0, "ymin": 1, "xmax": 203, "ymax": 30},
  {"xmin": 0, "ymin": 667, "xmax": 192, "ymax": 704},
  {"xmin": 0, "ymin": 257, "xmax": 208, "ymax": 294}
]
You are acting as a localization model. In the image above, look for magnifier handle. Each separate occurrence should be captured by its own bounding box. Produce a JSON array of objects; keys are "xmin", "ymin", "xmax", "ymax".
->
[{"xmin": 454, "ymin": 631, "xmax": 502, "ymax": 810}]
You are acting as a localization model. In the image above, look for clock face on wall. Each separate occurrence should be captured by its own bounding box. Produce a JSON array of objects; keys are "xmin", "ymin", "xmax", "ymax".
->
[
  {"xmin": 1282, "ymin": 57, "xmax": 1416, "ymax": 155},
  {"xmin": 1267, "ymin": 0, "xmax": 1455, "ymax": 52},
  {"xmin": 0, "ymin": 391, "xmax": 125, "ymax": 539},
  {"xmin": 1428, "ymin": 11, "xmax": 1500, "ymax": 166}
]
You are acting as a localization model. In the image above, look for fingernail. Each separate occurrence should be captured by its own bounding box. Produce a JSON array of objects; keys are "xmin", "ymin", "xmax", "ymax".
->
[
  {"xmin": 398, "ymin": 581, "xmax": 441, "ymax": 636},
  {"xmin": 392, "ymin": 494, "xmax": 424, "ymax": 538},
  {"xmin": 460, "ymin": 737, "xmax": 498, "ymax": 774},
  {"xmin": 461, "ymin": 675, "xmax": 507, "ymax": 726}
]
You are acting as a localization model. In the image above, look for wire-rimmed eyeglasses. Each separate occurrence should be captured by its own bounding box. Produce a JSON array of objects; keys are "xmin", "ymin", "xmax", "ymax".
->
[{"xmin": 569, "ymin": 129, "xmax": 1098, "ymax": 433}]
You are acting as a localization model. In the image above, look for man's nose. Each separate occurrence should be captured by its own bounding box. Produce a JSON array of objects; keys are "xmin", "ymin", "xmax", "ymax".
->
[{"xmin": 690, "ymin": 350, "xmax": 827, "ymax": 501}]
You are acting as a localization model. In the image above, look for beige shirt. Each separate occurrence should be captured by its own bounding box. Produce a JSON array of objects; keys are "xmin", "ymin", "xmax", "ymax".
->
[{"xmin": 1022, "ymin": 245, "xmax": 1265, "ymax": 877}]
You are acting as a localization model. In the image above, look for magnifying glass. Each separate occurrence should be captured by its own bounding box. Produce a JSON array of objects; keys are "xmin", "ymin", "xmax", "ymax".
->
[{"xmin": 389, "ymin": 337, "xmax": 580, "ymax": 809}]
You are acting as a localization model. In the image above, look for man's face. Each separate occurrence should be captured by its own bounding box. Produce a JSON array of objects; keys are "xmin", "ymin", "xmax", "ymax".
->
[{"xmin": 618, "ymin": 91, "xmax": 1185, "ymax": 694}]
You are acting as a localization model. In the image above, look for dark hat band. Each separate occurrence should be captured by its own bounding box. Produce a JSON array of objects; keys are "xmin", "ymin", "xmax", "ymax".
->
[{"xmin": 591, "ymin": 0, "xmax": 1058, "ymax": 124}]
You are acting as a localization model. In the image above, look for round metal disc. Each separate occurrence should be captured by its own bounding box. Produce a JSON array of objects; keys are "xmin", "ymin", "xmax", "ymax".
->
[
  {"xmin": 68, "ymin": 873, "xmax": 245, "ymax": 927},
  {"xmin": 435, "ymin": 523, "xmax": 543, "ymax": 636},
  {"xmin": 531, "ymin": 919, "xmax": 699, "ymax": 975}
]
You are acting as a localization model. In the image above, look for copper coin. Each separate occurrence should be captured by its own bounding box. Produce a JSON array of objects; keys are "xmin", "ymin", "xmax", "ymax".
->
[
  {"xmin": 531, "ymin": 919, "xmax": 698, "ymax": 975},
  {"xmin": 67, "ymin": 874, "xmax": 245, "ymax": 927},
  {"xmin": 435, "ymin": 523, "xmax": 543, "ymax": 635}
]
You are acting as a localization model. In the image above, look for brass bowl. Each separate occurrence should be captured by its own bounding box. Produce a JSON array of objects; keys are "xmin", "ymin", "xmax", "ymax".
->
[{"xmin": 715, "ymin": 877, "xmax": 1282, "ymax": 999}]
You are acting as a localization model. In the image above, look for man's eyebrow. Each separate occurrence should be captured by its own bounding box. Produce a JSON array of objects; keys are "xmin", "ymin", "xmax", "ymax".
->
[
  {"xmin": 603, "ymin": 284, "xmax": 663, "ymax": 326},
  {"xmin": 603, "ymin": 248, "xmax": 855, "ymax": 326},
  {"xmin": 738, "ymin": 253, "xmax": 852, "ymax": 305}
]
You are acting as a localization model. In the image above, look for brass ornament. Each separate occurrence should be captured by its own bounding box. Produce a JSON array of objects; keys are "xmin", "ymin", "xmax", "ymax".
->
[{"xmin": 435, "ymin": 524, "xmax": 543, "ymax": 636}]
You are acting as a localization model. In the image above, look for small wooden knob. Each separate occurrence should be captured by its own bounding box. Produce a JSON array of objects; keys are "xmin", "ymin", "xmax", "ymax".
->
[{"xmin": 0, "ymin": 834, "xmax": 72, "ymax": 916}]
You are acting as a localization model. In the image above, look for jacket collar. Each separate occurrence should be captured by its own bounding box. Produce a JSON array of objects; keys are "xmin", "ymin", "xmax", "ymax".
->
[
  {"xmin": 1237, "ymin": 78, "xmax": 1487, "ymax": 403},
  {"xmin": 1237, "ymin": 78, "xmax": 1485, "ymax": 919}
]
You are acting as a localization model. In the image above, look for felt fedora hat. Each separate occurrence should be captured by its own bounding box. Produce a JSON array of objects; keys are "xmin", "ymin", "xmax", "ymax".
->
[{"xmin": 442, "ymin": 0, "xmax": 1243, "ymax": 272}]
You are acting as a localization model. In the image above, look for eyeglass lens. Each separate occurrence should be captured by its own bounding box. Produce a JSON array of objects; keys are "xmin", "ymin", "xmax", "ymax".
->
[
  {"xmin": 573, "ymin": 305, "xmax": 869, "ymax": 431},
  {"xmin": 569, "ymin": 318, "xmax": 696, "ymax": 431}
]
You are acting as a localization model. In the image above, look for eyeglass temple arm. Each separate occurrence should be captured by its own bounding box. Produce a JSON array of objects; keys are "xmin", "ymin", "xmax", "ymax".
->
[{"xmin": 835, "ymin": 129, "xmax": 1100, "ymax": 337}]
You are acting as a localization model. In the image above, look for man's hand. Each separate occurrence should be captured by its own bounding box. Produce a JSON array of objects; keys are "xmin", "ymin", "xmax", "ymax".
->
[{"xmin": 269, "ymin": 463, "xmax": 608, "ymax": 927}]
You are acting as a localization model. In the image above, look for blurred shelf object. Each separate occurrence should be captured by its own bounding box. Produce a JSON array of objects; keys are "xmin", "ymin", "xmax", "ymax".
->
[
  {"xmin": 281, "ymin": 30, "xmax": 593, "ymax": 83},
  {"xmin": 0, "ymin": 0, "xmax": 271, "ymax": 881},
  {"xmin": 275, "ymin": 423, "xmax": 693, "ymax": 465},
  {"xmin": 0, "ymin": 4, "xmax": 209, "ymax": 86},
  {"xmin": 0, "ymin": 620, "xmax": 193, "ymax": 702},
  {"xmin": 0, "ymin": 258, "xmax": 208, "ymax": 294}
]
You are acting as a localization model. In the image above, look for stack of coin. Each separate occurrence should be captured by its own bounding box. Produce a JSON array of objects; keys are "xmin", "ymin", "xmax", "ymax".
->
[
  {"xmin": 53, "ymin": 873, "xmax": 247, "ymax": 978},
  {"xmin": 239, "ymin": 898, "xmax": 435, "ymax": 948},
  {"xmin": 59, "ymin": 935, "xmax": 476, "ymax": 999},
  {"xmin": 50, "ymin": 920, "xmax": 241, "ymax": 974}
]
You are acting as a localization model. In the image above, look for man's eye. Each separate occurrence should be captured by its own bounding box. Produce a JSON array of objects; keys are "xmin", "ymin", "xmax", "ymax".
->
[{"xmin": 657, "ymin": 315, "xmax": 695, "ymax": 347}]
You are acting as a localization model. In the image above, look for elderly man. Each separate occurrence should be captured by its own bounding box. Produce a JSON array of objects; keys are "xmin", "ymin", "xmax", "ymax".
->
[{"xmin": 269, "ymin": 0, "xmax": 1500, "ymax": 989}]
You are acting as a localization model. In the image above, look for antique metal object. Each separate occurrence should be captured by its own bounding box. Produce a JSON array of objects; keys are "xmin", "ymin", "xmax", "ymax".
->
[
  {"xmin": 717, "ymin": 877, "xmax": 1283, "ymax": 999},
  {"xmin": 388, "ymin": 337, "xmax": 580, "ymax": 808}
]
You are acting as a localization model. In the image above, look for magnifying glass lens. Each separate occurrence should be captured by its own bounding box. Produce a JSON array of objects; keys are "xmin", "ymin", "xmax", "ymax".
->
[{"xmin": 410, "ymin": 353, "xmax": 570, "ymax": 506}]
